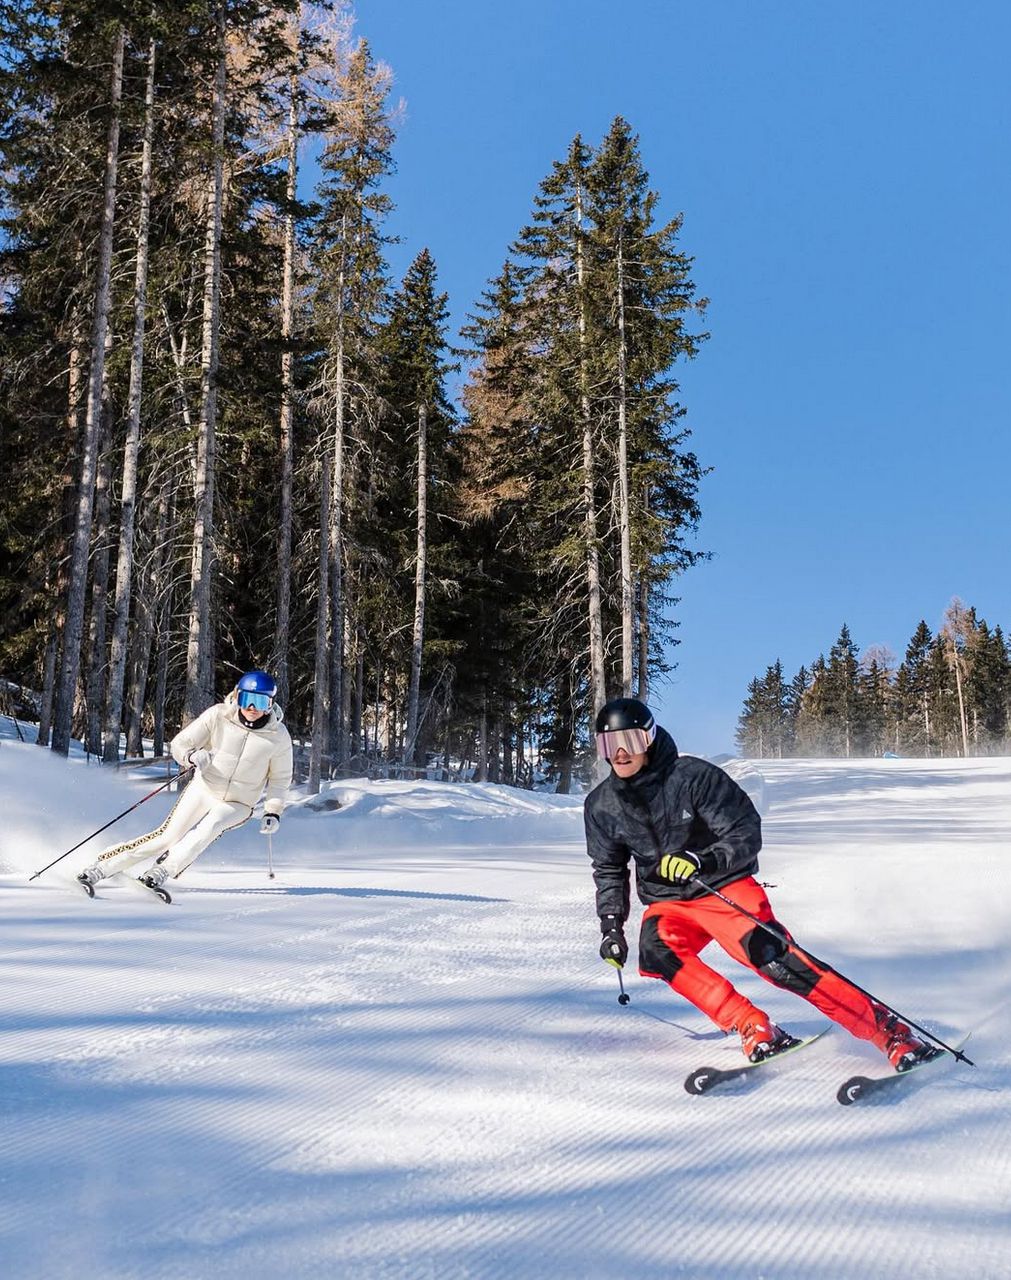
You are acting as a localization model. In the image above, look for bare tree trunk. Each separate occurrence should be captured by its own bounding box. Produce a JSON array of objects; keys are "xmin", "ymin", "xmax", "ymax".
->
[
  {"xmin": 325, "ymin": 221, "xmax": 348, "ymax": 771},
  {"xmin": 574, "ymin": 183, "xmax": 607, "ymax": 724},
  {"xmin": 52, "ymin": 26, "xmax": 125, "ymax": 755},
  {"xmin": 615, "ymin": 236, "xmax": 633, "ymax": 695},
  {"xmin": 475, "ymin": 697, "xmax": 488, "ymax": 782},
  {"xmin": 38, "ymin": 323, "xmax": 87, "ymax": 745},
  {"xmin": 274, "ymin": 69, "xmax": 298, "ymax": 707},
  {"xmin": 952, "ymin": 648, "xmax": 969, "ymax": 757},
  {"xmin": 309, "ymin": 445, "xmax": 331, "ymax": 794},
  {"xmin": 353, "ymin": 623, "xmax": 365, "ymax": 765},
  {"xmin": 556, "ymin": 665, "xmax": 574, "ymax": 795},
  {"xmin": 85, "ymin": 409, "xmax": 113, "ymax": 755},
  {"xmin": 502, "ymin": 702, "xmax": 514, "ymax": 784},
  {"xmin": 636, "ymin": 570, "xmax": 650, "ymax": 701},
  {"xmin": 103, "ymin": 36, "xmax": 156, "ymax": 760},
  {"xmin": 36, "ymin": 573, "xmax": 60, "ymax": 747},
  {"xmin": 405, "ymin": 402, "xmax": 428, "ymax": 762},
  {"xmin": 125, "ymin": 481, "xmax": 170, "ymax": 756},
  {"xmin": 488, "ymin": 716, "xmax": 501, "ymax": 783},
  {"xmin": 327, "ymin": 367, "xmax": 345, "ymax": 775},
  {"xmin": 341, "ymin": 588, "xmax": 354, "ymax": 768},
  {"xmin": 152, "ymin": 614, "xmax": 169, "ymax": 757},
  {"xmin": 126, "ymin": 589, "xmax": 152, "ymax": 758},
  {"xmin": 185, "ymin": 5, "xmax": 227, "ymax": 722}
]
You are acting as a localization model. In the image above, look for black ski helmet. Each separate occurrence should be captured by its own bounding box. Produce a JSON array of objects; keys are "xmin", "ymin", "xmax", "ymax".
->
[{"xmin": 594, "ymin": 697, "xmax": 655, "ymax": 735}]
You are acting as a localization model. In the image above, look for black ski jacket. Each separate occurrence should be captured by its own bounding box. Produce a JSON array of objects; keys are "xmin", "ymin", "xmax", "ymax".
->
[{"xmin": 584, "ymin": 727, "xmax": 762, "ymax": 923}]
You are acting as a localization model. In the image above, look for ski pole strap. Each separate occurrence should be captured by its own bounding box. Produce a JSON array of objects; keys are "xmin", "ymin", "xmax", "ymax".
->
[{"xmin": 695, "ymin": 875, "xmax": 974, "ymax": 1067}]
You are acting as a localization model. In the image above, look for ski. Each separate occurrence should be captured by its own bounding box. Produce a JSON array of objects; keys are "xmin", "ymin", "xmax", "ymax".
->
[
  {"xmin": 74, "ymin": 870, "xmax": 171, "ymax": 903},
  {"xmin": 836, "ymin": 1035, "xmax": 969, "ymax": 1105},
  {"xmin": 684, "ymin": 1027, "xmax": 830, "ymax": 1095}
]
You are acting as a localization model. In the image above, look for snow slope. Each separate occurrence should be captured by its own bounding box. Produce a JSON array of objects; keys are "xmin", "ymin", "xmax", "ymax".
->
[{"xmin": 1, "ymin": 735, "xmax": 1009, "ymax": 1279}]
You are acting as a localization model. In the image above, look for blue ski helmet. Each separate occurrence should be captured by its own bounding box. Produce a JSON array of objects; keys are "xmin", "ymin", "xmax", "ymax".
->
[{"xmin": 236, "ymin": 669, "xmax": 277, "ymax": 712}]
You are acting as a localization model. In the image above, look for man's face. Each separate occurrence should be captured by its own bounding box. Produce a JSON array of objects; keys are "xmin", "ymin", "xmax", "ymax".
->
[{"xmin": 610, "ymin": 746, "xmax": 648, "ymax": 778}]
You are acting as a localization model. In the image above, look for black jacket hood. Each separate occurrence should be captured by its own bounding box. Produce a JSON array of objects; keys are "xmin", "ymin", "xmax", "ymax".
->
[{"xmin": 615, "ymin": 725, "xmax": 679, "ymax": 800}]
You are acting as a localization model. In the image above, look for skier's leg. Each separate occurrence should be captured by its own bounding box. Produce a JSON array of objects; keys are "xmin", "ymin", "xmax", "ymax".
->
[
  {"xmin": 638, "ymin": 902, "xmax": 769, "ymax": 1032},
  {"xmin": 704, "ymin": 878, "xmax": 888, "ymax": 1043},
  {"xmin": 85, "ymin": 778, "xmax": 214, "ymax": 880},
  {"xmin": 156, "ymin": 799, "xmax": 252, "ymax": 878}
]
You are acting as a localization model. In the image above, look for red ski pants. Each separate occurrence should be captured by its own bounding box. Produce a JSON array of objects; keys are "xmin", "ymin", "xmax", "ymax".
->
[{"xmin": 639, "ymin": 877, "xmax": 887, "ymax": 1043}]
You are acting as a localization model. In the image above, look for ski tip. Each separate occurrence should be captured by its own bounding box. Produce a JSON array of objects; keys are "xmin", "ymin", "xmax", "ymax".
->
[
  {"xmin": 685, "ymin": 1068, "xmax": 717, "ymax": 1095},
  {"xmin": 837, "ymin": 1076, "xmax": 871, "ymax": 1106}
]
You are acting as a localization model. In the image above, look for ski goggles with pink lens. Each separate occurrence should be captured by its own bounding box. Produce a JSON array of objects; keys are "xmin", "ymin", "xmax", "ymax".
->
[
  {"xmin": 594, "ymin": 725, "xmax": 656, "ymax": 760},
  {"xmin": 237, "ymin": 690, "xmax": 273, "ymax": 712}
]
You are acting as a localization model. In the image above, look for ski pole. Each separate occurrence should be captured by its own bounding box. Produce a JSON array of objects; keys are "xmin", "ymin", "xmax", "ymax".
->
[
  {"xmin": 29, "ymin": 766, "xmax": 194, "ymax": 882},
  {"xmin": 696, "ymin": 875, "xmax": 974, "ymax": 1066},
  {"xmin": 267, "ymin": 829, "xmax": 275, "ymax": 880},
  {"xmin": 604, "ymin": 955, "xmax": 630, "ymax": 1005}
]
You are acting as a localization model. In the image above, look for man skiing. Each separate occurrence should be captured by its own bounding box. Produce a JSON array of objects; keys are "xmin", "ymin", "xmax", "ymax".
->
[
  {"xmin": 77, "ymin": 671, "xmax": 293, "ymax": 900},
  {"xmin": 585, "ymin": 696, "xmax": 934, "ymax": 1071}
]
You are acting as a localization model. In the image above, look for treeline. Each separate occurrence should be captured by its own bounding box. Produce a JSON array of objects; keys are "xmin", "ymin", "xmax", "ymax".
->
[
  {"xmin": 737, "ymin": 601, "xmax": 1011, "ymax": 759},
  {"xmin": 0, "ymin": 1, "xmax": 707, "ymax": 790}
]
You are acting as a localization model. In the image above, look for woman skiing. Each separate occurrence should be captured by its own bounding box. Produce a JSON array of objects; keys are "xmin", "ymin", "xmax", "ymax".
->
[{"xmin": 77, "ymin": 671, "xmax": 293, "ymax": 901}]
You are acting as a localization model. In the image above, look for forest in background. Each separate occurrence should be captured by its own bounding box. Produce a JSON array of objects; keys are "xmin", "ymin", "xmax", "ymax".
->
[
  {"xmin": 736, "ymin": 600, "xmax": 1011, "ymax": 758},
  {"xmin": 0, "ymin": 0, "xmax": 708, "ymax": 791}
]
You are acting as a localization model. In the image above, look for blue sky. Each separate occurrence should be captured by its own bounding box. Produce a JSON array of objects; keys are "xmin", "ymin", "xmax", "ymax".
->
[{"xmin": 341, "ymin": 0, "xmax": 1011, "ymax": 754}]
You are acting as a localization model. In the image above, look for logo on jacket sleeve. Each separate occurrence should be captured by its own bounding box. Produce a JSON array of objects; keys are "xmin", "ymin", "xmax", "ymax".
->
[{"xmin": 681, "ymin": 809, "xmax": 693, "ymax": 820}]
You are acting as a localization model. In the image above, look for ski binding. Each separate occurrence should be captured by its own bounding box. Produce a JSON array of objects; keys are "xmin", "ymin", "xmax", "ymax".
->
[{"xmin": 136, "ymin": 874, "xmax": 172, "ymax": 904}]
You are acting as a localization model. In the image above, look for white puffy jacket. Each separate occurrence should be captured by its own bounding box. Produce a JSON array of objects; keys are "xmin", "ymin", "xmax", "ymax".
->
[{"xmin": 170, "ymin": 696, "xmax": 293, "ymax": 815}]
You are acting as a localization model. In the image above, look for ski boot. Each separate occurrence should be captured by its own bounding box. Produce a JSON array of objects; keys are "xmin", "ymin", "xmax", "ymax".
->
[
  {"xmin": 884, "ymin": 1024, "xmax": 936, "ymax": 1072},
  {"xmin": 137, "ymin": 866, "xmax": 172, "ymax": 904},
  {"xmin": 873, "ymin": 1009, "xmax": 934, "ymax": 1072},
  {"xmin": 737, "ymin": 1017, "xmax": 797, "ymax": 1063},
  {"xmin": 76, "ymin": 866, "xmax": 103, "ymax": 898}
]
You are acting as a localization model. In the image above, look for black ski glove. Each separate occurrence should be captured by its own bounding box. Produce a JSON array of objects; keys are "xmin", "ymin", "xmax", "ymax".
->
[{"xmin": 599, "ymin": 914, "xmax": 628, "ymax": 967}]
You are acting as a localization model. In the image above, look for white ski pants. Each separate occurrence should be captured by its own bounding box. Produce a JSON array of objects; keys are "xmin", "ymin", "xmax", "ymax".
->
[{"xmin": 93, "ymin": 774, "xmax": 252, "ymax": 880}]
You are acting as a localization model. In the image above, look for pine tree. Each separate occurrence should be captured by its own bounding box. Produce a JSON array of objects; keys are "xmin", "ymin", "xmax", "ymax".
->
[
  {"xmin": 784, "ymin": 665, "xmax": 810, "ymax": 754},
  {"xmin": 735, "ymin": 660, "xmax": 788, "ymax": 757},
  {"xmin": 965, "ymin": 618, "xmax": 1010, "ymax": 752},
  {"xmin": 456, "ymin": 261, "xmax": 542, "ymax": 782},
  {"xmin": 794, "ymin": 655, "xmax": 829, "ymax": 755},
  {"xmin": 374, "ymin": 248, "xmax": 456, "ymax": 766},
  {"xmin": 895, "ymin": 621, "xmax": 933, "ymax": 753},
  {"xmin": 940, "ymin": 599, "xmax": 973, "ymax": 756},
  {"xmin": 586, "ymin": 117, "xmax": 708, "ymax": 697},
  {"xmin": 499, "ymin": 121, "xmax": 707, "ymax": 784},
  {"xmin": 821, "ymin": 624, "xmax": 861, "ymax": 756},
  {"xmin": 858, "ymin": 645, "xmax": 895, "ymax": 757},
  {"xmin": 305, "ymin": 36, "xmax": 395, "ymax": 786}
]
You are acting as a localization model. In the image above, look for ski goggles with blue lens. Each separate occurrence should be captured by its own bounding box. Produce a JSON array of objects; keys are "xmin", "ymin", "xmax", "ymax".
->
[
  {"xmin": 594, "ymin": 725, "xmax": 656, "ymax": 761},
  {"xmin": 237, "ymin": 690, "xmax": 273, "ymax": 711}
]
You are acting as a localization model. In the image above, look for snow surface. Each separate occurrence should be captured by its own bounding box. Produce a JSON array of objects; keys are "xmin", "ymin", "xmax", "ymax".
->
[{"xmin": 1, "ymin": 729, "xmax": 1009, "ymax": 1279}]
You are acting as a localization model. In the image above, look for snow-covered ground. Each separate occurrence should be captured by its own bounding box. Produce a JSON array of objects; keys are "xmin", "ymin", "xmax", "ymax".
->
[{"xmin": 1, "ymin": 732, "xmax": 1009, "ymax": 1279}]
